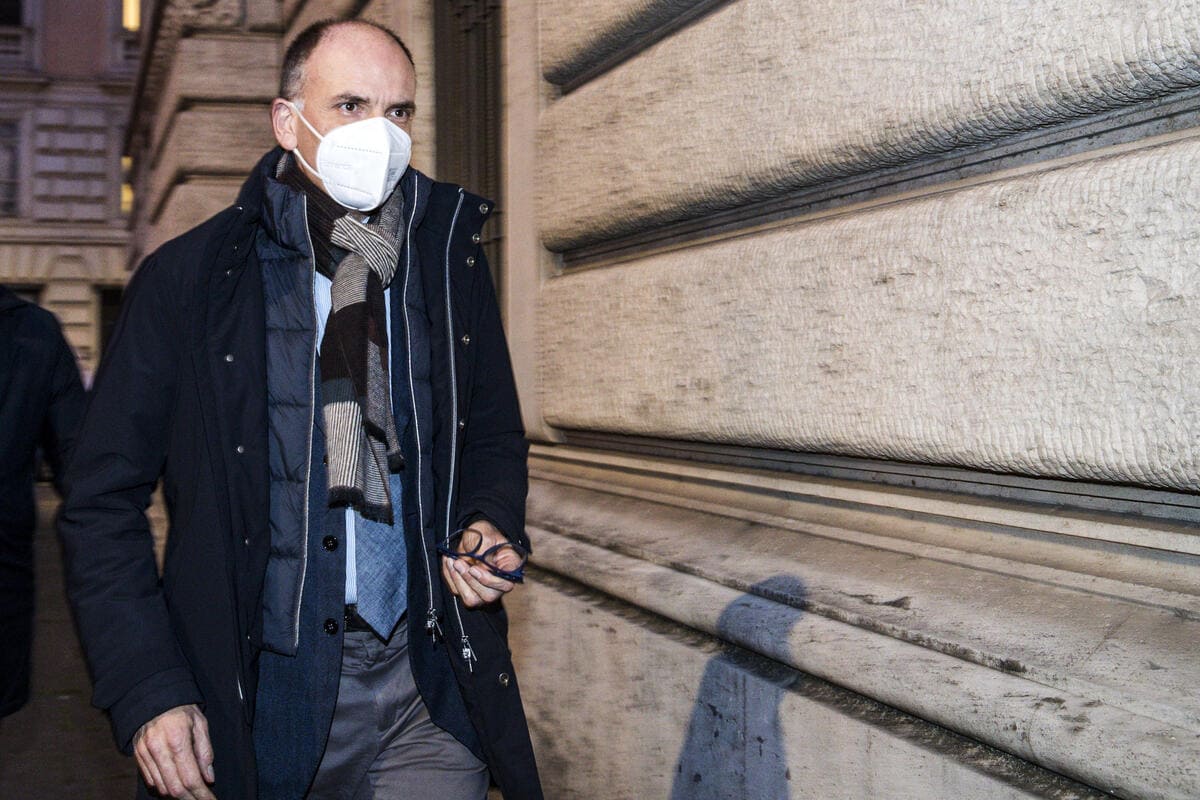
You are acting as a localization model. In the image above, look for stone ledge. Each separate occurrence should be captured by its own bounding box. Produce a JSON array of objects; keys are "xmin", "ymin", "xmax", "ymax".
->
[
  {"xmin": 526, "ymin": 455, "xmax": 1200, "ymax": 799},
  {"xmin": 508, "ymin": 571, "xmax": 1112, "ymax": 799}
]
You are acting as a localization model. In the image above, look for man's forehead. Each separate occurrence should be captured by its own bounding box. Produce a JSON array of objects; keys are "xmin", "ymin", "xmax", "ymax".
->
[
  {"xmin": 311, "ymin": 24, "xmax": 413, "ymax": 70},
  {"xmin": 304, "ymin": 32, "xmax": 415, "ymax": 98}
]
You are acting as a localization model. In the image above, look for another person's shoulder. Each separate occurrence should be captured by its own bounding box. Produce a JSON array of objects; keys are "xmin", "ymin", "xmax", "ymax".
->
[{"xmin": 0, "ymin": 287, "xmax": 64, "ymax": 341}]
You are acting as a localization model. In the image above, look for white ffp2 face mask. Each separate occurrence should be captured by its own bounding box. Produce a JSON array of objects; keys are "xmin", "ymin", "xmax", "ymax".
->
[{"xmin": 288, "ymin": 102, "xmax": 412, "ymax": 212}]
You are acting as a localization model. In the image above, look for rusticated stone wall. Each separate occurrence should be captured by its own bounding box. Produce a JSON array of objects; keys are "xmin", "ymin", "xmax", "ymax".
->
[
  {"xmin": 534, "ymin": 0, "xmax": 1200, "ymax": 493},
  {"xmin": 507, "ymin": 0, "xmax": 1200, "ymax": 798}
]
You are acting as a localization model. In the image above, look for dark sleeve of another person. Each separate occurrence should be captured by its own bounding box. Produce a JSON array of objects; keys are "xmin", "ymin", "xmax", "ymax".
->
[{"xmin": 39, "ymin": 315, "xmax": 86, "ymax": 493}]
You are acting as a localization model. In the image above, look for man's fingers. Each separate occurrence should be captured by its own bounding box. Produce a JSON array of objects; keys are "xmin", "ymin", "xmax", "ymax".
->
[
  {"xmin": 135, "ymin": 742, "xmax": 165, "ymax": 793},
  {"xmin": 449, "ymin": 560, "xmax": 484, "ymax": 606},
  {"xmin": 466, "ymin": 565, "xmax": 514, "ymax": 594},
  {"xmin": 167, "ymin": 722, "xmax": 215, "ymax": 800},
  {"xmin": 168, "ymin": 741, "xmax": 214, "ymax": 800},
  {"xmin": 192, "ymin": 712, "xmax": 216, "ymax": 784},
  {"xmin": 146, "ymin": 734, "xmax": 188, "ymax": 798},
  {"xmin": 440, "ymin": 557, "xmax": 460, "ymax": 596}
]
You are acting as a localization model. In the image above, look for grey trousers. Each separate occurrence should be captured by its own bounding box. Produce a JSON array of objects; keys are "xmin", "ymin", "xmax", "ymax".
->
[{"xmin": 306, "ymin": 623, "xmax": 489, "ymax": 800}]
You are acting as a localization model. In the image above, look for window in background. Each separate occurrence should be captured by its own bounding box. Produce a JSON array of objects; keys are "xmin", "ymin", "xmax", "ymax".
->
[
  {"xmin": 0, "ymin": 121, "xmax": 18, "ymax": 216},
  {"xmin": 122, "ymin": 0, "xmax": 138, "ymax": 32},
  {"xmin": 120, "ymin": 155, "xmax": 133, "ymax": 215}
]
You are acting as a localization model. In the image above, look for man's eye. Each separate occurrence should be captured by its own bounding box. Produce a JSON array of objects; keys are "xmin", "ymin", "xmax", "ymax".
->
[
  {"xmin": 390, "ymin": 108, "xmax": 412, "ymax": 120},
  {"xmin": 340, "ymin": 102, "xmax": 359, "ymax": 113}
]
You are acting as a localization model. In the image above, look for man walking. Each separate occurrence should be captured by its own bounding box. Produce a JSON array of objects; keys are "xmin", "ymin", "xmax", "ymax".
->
[
  {"xmin": 0, "ymin": 285, "xmax": 85, "ymax": 721},
  {"xmin": 58, "ymin": 19, "xmax": 540, "ymax": 799}
]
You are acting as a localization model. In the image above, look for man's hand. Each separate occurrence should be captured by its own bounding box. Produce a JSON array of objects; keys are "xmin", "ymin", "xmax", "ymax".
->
[
  {"xmin": 440, "ymin": 519, "xmax": 519, "ymax": 607},
  {"xmin": 133, "ymin": 704, "xmax": 216, "ymax": 799}
]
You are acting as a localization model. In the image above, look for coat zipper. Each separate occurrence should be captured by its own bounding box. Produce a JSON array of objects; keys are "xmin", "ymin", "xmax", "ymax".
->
[
  {"xmin": 292, "ymin": 194, "xmax": 318, "ymax": 651},
  {"xmin": 398, "ymin": 179, "xmax": 442, "ymax": 642},
  {"xmin": 442, "ymin": 190, "xmax": 476, "ymax": 671}
]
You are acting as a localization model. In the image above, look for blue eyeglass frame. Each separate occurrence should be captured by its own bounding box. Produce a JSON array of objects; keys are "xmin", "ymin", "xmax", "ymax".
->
[{"xmin": 436, "ymin": 527, "xmax": 528, "ymax": 584}]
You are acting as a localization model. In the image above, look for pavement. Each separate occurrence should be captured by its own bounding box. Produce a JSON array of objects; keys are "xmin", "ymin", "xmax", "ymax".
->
[{"xmin": 0, "ymin": 489, "xmax": 136, "ymax": 799}]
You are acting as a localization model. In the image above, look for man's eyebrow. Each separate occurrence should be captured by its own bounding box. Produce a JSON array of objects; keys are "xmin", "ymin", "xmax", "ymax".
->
[
  {"xmin": 390, "ymin": 101, "xmax": 417, "ymax": 113},
  {"xmin": 331, "ymin": 93, "xmax": 370, "ymax": 105}
]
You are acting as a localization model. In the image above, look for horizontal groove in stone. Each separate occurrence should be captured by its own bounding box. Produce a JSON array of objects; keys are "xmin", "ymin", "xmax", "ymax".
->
[
  {"xmin": 563, "ymin": 94, "xmax": 1200, "ymax": 268},
  {"xmin": 558, "ymin": 431, "xmax": 1200, "ymax": 525},
  {"xmin": 540, "ymin": 0, "xmax": 729, "ymax": 89},
  {"xmin": 540, "ymin": 137, "xmax": 1200, "ymax": 493},
  {"xmin": 529, "ymin": 447, "xmax": 1200, "ymax": 599},
  {"xmin": 530, "ymin": 448, "xmax": 1200, "ymax": 614},
  {"xmin": 526, "ymin": 521, "xmax": 1199, "ymax": 800},
  {"xmin": 538, "ymin": 0, "xmax": 1200, "ymax": 252}
]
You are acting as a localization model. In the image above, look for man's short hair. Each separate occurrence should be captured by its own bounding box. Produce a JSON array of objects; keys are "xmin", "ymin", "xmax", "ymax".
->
[{"xmin": 279, "ymin": 19, "xmax": 415, "ymax": 99}]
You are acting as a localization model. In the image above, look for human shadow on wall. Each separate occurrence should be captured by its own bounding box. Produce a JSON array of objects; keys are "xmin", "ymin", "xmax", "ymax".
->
[{"xmin": 670, "ymin": 575, "xmax": 806, "ymax": 800}]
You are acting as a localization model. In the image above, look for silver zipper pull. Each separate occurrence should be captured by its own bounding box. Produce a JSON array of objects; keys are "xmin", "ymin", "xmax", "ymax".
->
[
  {"xmin": 460, "ymin": 634, "xmax": 477, "ymax": 673},
  {"xmin": 425, "ymin": 608, "xmax": 443, "ymax": 642}
]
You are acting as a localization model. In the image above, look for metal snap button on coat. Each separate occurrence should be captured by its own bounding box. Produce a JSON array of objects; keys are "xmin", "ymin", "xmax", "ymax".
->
[
  {"xmin": 224, "ymin": 353, "xmax": 234, "ymax": 363},
  {"xmin": 466, "ymin": 256, "xmax": 476, "ymax": 267},
  {"xmin": 471, "ymin": 233, "xmax": 481, "ymax": 244},
  {"xmin": 457, "ymin": 419, "xmax": 466, "ymax": 431},
  {"xmin": 479, "ymin": 203, "xmax": 489, "ymax": 214},
  {"xmin": 235, "ymin": 444, "xmax": 245, "ymax": 454},
  {"xmin": 323, "ymin": 618, "xmax": 339, "ymax": 635},
  {"xmin": 323, "ymin": 535, "xmax": 339, "ymax": 552},
  {"xmin": 461, "ymin": 334, "xmax": 471, "ymax": 345},
  {"xmin": 498, "ymin": 672, "xmax": 510, "ymax": 687}
]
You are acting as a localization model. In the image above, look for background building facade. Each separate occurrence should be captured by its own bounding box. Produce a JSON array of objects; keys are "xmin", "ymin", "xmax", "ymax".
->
[
  {"xmin": 128, "ymin": 1, "xmax": 1200, "ymax": 798},
  {"xmin": 0, "ymin": 0, "xmax": 137, "ymax": 381}
]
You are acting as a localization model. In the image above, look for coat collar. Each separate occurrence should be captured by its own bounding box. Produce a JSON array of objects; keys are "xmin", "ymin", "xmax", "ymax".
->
[{"xmin": 239, "ymin": 147, "xmax": 434, "ymax": 257}]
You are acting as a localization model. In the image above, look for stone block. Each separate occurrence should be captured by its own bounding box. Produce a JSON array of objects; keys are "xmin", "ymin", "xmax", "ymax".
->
[
  {"xmin": 150, "ymin": 32, "xmax": 279, "ymax": 156},
  {"xmin": 145, "ymin": 104, "xmax": 275, "ymax": 224},
  {"xmin": 33, "ymin": 107, "xmax": 69, "ymax": 126},
  {"xmin": 539, "ymin": 137, "xmax": 1200, "ymax": 491},
  {"xmin": 537, "ymin": 0, "xmax": 1200, "ymax": 250},
  {"xmin": 34, "ymin": 154, "xmax": 69, "ymax": 173}
]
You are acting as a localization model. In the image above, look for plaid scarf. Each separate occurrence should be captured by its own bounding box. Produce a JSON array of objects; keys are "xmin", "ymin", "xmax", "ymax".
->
[{"xmin": 280, "ymin": 157, "xmax": 406, "ymax": 523}]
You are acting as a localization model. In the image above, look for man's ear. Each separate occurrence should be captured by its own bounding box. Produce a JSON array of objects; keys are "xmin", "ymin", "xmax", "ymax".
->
[{"xmin": 271, "ymin": 98, "xmax": 298, "ymax": 151}]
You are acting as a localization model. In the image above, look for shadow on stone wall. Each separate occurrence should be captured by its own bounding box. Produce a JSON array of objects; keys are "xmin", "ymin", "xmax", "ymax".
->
[{"xmin": 670, "ymin": 575, "xmax": 806, "ymax": 800}]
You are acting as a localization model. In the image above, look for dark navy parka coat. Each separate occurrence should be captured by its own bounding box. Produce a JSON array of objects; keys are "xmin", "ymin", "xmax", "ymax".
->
[{"xmin": 58, "ymin": 150, "xmax": 540, "ymax": 799}]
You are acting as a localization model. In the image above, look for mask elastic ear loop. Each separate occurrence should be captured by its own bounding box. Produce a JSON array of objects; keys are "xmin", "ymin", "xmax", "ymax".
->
[
  {"xmin": 286, "ymin": 101, "xmax": 324, "ymax": 182},
  {"xmin": 286, "ymin": 100, "xmax": 324, "ymax": 141}
]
